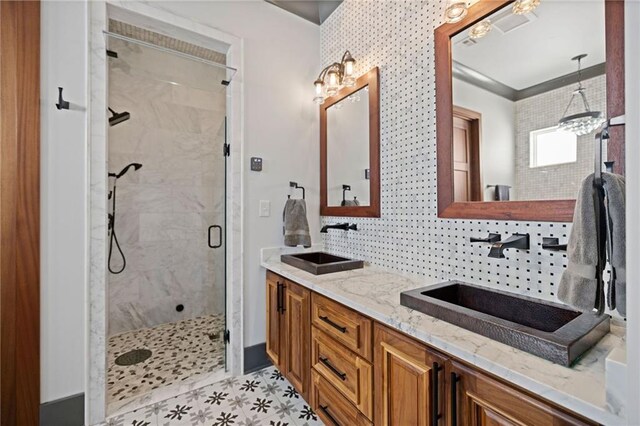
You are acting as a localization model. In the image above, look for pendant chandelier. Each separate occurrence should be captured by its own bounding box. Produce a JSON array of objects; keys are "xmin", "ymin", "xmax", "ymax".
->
[{"xmin": 558, "ymin": 54, "xmax": 605, "ymax": 136}]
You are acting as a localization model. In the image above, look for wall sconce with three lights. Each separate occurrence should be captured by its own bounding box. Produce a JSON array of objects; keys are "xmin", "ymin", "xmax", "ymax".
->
[{"xmin": 313, "ymin": 51, "xmax": 356, "ymax": 104}]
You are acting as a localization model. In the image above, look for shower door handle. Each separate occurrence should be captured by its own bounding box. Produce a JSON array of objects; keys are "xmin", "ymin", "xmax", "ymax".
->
[{"xmin": 208, "ymin": 225, "xmax": 223, "ymax": 249}]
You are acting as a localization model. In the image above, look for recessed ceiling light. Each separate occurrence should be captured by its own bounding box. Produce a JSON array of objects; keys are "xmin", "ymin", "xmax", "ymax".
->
[
  {"xmin": 468, "ymin": 20, "xmax": 492, "ymax": 39},
  {"xmin": 512, "ymin": 0, "xmax": 541, "ymax": 15}
]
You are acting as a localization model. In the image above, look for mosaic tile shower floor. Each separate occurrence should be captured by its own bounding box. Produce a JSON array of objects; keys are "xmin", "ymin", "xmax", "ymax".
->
[
  {"xmin": 104, "ymin": 366, "xmax": 324, "ymax": 426},
  {"xmin": 108, "ymin": 314, "xmax": 226, "ymax": 411}
]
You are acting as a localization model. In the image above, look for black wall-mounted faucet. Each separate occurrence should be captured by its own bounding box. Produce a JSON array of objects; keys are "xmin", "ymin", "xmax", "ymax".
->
[
  {"xmin": 488, "ymin": 233, "xmax": 529, "ymax": 258},
  {"xmin": 321, "ymin": 223, "xmax": 358, "ymax": 233}
]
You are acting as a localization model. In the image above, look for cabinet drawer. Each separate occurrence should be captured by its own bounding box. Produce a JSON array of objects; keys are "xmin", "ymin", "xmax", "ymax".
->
[
  {"xmin": 310, "ymin": 370, "xmax": 372, "ymax": 426},
  {"xmin": 312, "ymin": 293, "xmax": 372, "ymax": 360},
  {"xmin": 311, "ymin": 326, "xmax": 373, "ymax": 419}
]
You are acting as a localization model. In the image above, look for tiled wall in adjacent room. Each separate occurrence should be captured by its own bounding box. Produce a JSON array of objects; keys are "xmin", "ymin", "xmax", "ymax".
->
[
  {"xmin": 320, "ymin": 0, "xmax": 578, "ymax": 304},
  {"xmin": 514, "ymin": 74, "xmax": 606, "ymax": 200},
  {"xmin": 107, "ymin": 36, "xmax": 227, "ymax": 335}
]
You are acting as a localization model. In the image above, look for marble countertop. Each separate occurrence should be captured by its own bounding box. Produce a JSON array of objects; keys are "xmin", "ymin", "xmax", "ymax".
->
[{"xmin": 261, "ymin": 248, "xmax": 626, "ymax": 425}]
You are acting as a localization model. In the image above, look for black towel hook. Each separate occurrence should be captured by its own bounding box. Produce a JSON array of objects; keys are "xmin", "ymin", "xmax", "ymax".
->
[
  {"xmin": 55, "ymin": 87, "xmax": 70, "ymax": 110},
  {"xmin": 288, "ymin": 181, "xmax": 305, "ymax": 200}
]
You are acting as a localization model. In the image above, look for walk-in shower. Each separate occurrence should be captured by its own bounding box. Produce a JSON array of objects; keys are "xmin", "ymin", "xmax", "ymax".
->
[{"xmin": 104, "ymin": 21, "xmax": 231, "ymax": 414}]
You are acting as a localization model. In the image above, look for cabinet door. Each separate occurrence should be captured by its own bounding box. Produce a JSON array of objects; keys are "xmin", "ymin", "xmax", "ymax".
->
[
  {"xmin": 282, "ymin": 279, "xmax": 311, "ymax": 399},
  {"xmin": 450, "ymin": 362, "xmax": 596, "ymax": 426},
  {"xmin": 374, "ymin": 324, "xmax": 446, "ymax": 426},
  {"xmin": 265, "ymin": 272, "xmax": 282, "ymax": 367}
]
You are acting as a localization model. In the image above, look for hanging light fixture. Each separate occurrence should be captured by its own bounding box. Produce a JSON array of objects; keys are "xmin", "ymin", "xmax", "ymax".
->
[
  {"xmin": 444, "ymin": 0, "xmax": 468, "ymax": 23},
  {"xmin": 468, "ymin": 19, "xmax": 492, "ymax": 39},
  {"xmin": 558, "ymin": 54, "xmax": 605, "ymax": 136},
  {"xmin": 512, "ymin": 0, "xmax": 540, "ymax": 15},
  {"xmin": 312, "ymin": 51, "xmax": 356, "ymax": 104}
]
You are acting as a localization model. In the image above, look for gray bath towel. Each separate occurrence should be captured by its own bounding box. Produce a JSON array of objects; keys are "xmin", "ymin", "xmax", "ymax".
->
[
  {"xmin": 558, "ymin": 174, "xmax": 599, "ymax": 312},
  {"xmin": 603, "ymin": 173, "xmax": 626, "ymax": 316},
  {"xmin": 283, "ymin": 199, "xmax": 311, "ymax": 248}
]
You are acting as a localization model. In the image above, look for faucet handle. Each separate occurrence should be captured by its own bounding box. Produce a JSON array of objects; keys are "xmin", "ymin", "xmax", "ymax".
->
[{"xmin": 470, "ymin": 233, "xmax": 501, "ymax": 243}]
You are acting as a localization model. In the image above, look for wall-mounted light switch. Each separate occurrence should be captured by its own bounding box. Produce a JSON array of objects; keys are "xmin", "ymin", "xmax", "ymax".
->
[
  {"xmin": 259, "ymin": 200, "xmax": 270, "ymax": 217},
  {"xmin": 251, "ymin": 157, "xmax": 263, "ymax": 171}
]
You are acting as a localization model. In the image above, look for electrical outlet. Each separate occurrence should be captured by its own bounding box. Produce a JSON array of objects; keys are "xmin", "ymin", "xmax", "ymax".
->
[{"xmin": 259, "ymin": 200, "xmax": 270, "ymax": 217}]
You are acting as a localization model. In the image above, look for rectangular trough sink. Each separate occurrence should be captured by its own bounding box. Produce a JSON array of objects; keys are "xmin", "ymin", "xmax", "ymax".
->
[
  {"xmin": 400, "ymin": 281, "xmax": 610, "ymax": 366},
  {"xmin": 281, "ymin": 252, "xmax": 364, "ymax": 275}
]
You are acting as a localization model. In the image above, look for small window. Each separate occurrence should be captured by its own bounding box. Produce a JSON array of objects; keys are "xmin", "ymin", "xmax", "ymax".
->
[{"xmin": 529, "ymin": 126, "xmax": 577, "ymax": 168}]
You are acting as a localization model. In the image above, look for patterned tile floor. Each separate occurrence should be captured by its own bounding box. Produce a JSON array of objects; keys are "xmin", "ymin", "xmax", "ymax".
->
[
  {"xmin": 104, "ymin": 366, "xmax": 324, "ymax": 426},
  {"xmin": 108, "ymin": 315, "xmax": 226, "ymax": 411}
]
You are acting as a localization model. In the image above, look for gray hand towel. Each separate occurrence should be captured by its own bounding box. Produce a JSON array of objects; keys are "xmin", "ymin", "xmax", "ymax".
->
[
  {"xmin": 341, "ymin": 198, "xmax": 360, "ymax": 207},
  {"xmin": 603, "ymin": 173, "xmax": 626, "ymax": 316},
  {"xmin": 558, "ymin": 174, "xmax": 599, "ymax": 312},
  {"xmin": 283, "ymin": 199, "xmax": 311, "ymax": 248}
]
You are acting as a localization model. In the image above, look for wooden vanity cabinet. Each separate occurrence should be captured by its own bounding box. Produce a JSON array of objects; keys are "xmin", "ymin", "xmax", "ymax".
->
[
  {"xmin": 374, "ymin": 324, "xmax": 447, "ymax": 426},
  {"xmin": 449, "ymin": 362, "xmax": 597, "ymax": 426},
  {"xmin": 266, "ymin": 270, "xmax": 599, "ymax": 426},
  {"xmin": 265, "ymin": 271, "xmax": 310, "ymax": 399}
]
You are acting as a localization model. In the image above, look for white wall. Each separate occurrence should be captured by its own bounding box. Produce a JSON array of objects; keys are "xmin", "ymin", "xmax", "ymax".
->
[
  {"xmin": 40, "ymin": 1, "xmax": 88, "ymax": 403},
  {"xmin": 453, "ymin": 78, "xmax": 516, "ymax": 201},
  {"xmin": 149, "ymin": 1, "xmax": 321, "ymax": 348}
]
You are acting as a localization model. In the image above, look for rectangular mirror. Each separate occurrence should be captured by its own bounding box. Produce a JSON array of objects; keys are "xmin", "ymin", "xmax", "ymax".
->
[
  {"xmin": 435, "ymin": 0, "xmax": 624, "ymax": 221},
  {"xmin": 321, "ymin": 67, "xmax": 380, "ymax": 217}
]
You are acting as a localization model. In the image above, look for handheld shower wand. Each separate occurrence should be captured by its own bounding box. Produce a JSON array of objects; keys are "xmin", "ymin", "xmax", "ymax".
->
[{"xmin": 108, "ymin": 163, "xmax": 143, "ymax": 274}]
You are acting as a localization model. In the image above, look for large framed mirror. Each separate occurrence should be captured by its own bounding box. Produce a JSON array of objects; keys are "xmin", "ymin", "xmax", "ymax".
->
[
  {"xmin": 321, "ymin": 67, "xmax": 380, "ymax": 217},
  {"xmin": 435, "ymin": 0, "xmax": 624, "ymax": 221}
]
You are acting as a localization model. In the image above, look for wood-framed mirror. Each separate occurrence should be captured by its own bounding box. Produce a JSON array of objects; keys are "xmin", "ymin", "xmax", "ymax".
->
[
  {"xmin": 435, "ymin": 0, "xmax": 625, "ymax": 222},
  {"xmin": 321, "ymin": 67, "xmax": 380, "ymax": 217}
]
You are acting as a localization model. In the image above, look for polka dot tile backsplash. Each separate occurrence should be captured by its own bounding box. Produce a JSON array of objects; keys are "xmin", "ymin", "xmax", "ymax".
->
[{"xmin": 319, "ymin": 0, "xmax": 585, "ymax": 306}]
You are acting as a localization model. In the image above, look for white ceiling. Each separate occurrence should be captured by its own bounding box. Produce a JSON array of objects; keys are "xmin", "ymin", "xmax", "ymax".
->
[{"xmin": 452, "ymin": 0, "xmax": 605, "ymax": 90}]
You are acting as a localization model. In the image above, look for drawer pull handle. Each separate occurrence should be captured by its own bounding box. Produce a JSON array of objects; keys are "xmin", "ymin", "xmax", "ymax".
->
[
  {"xmin": 319, "ymin": 405, "xmax": 341, "ymax": 426},
  {"xmin": 450, "ymin": 372, "xmax": 460, "ymax": 426},
  {"xmin": 319, "ymin": 356, "xmax": 347, "ymax": 381},
  {"xmin": 319, "ymin": 315, "xmax": 347, "ymax": 333},
  {"xmin": 431, "ymin": 362, "xmax": 442, "ymax": 426}
]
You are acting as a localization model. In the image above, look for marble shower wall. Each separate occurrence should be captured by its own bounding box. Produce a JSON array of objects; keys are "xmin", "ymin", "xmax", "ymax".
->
[
  {"xmin": 107, "ymin": 37, "xmax": 227, "ymax": 335},
  {"xmin": 320, "ymin": 0, "xmax": 583, "ymax": 304}
]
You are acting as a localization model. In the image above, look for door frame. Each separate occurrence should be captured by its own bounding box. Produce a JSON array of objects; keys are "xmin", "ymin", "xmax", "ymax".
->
[
  {"xmin": 86, "ymin": 2, "xmax": 244, "ymax": 423},
  {"xmin": 452, "ymin": 106, "xmax": 482, "ymax": 201},
  {"xmin": 0, "ymin": 1, "xmax": 41, "ymax": 424}
]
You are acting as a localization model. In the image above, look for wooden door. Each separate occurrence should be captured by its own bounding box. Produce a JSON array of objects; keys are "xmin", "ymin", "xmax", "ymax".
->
[
  {"xmin": 374, "ymin": 324, "xmax": 446, "ymax": 426},
  {"xmin": 265, "ymin": 273, "xmax": 282, "ymax": 367},
  {"xmin": 452, "ymin": 107, "xmax": 481, "ymax": 202},
  {"xmin": 0, "ymin": 1, "xmax": 41, "ymax": 425},
  {"xmin": 282, "ymin": 280, "xmax": 311, "ymax": 399},
  {"xmin": 450, "ymin": 362, "xmax": 596, "ymax": 426}
]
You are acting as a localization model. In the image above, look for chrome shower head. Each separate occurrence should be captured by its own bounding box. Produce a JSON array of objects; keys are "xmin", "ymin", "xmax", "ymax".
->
[{"xmin": 108, "ymin": 107, "xmax": 131, "ymax": 126}]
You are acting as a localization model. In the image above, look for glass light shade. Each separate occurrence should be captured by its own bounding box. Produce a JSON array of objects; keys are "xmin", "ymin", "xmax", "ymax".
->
[
  {"xmin": 313, "ymin": 80, "xmax": 325, "ymax": 104},
  {"xmin": 444, "ymin": 0, "xmax": 468, "ymax": 23},
  {"xmin": 512, "ymin": 0, "xmax": 540, "ymax": 15},
  {"xmin": 343, "ymin": 59, "xmax": 356, "ymax": 87},
  {"xmin": 326, "ymin": 70, "xmax": 340, "ymax": 96},
  {"xmin": 558, "ymin": 111, "xmax": 605, "ymax": 136},
  {"xmin": 468, "ymin": 20, "xmax": 492, "ymax": 39}
]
